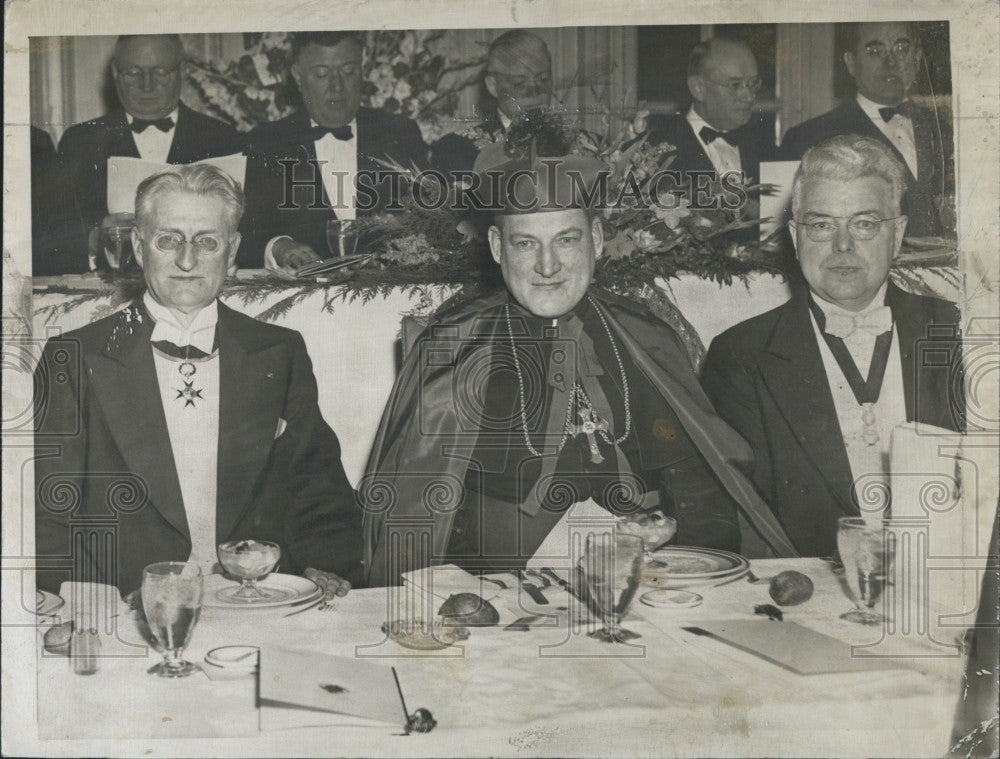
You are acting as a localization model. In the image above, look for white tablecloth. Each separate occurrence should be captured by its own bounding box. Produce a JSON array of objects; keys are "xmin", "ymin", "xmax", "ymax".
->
[{"xmin": 28, "ymin": 559, "xmax": 966, "ymax": 757}]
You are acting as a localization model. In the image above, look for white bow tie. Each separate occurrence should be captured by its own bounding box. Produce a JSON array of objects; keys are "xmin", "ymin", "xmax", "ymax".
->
[{"xmin": 823, "ymin": 306, "xmax": 893, "ymax": 339}]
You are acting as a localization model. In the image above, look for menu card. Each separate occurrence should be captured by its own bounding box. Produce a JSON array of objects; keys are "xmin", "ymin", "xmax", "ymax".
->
[{"xmin": 259, "ymin": 647, "xmax": 407, "ymax": 731}]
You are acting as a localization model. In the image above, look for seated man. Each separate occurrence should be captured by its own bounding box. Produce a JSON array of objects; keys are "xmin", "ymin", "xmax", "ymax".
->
[
  {"xmin": 57, "ymin": 34, "xmax": 242, "ymax": 272},
  {"xmin": 429, "ymin": 29, "xmax": 554, "ymax": 176},
  {"xmin": 702, "ymin": 135, "xmax": 964, "ymax": 557},
  {"xmin": 361, "ymin": 153, "xmax": 797, "ymax": 586},
  {"xmin": 241, "ymin": 31, "xmax": 428, "ymax": 271},
  {"xmin": 34, "ymin": 164, "xmax": 360, "ymax": 597}
]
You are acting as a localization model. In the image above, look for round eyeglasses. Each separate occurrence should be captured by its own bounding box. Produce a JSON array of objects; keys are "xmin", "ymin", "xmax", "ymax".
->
[
  {"xmin": 864, "ymin": 40, "xmax": 915, "ymax": 59},
  {"xmin": 117, "ymin": 66, "xmax": 180, "ymax": 87},
  {"xmin": 703, "ymin": 76, "xmax": 763, "ymax": 95},
  {"xmin": 794, "ymin": 214, "xmax": 903, "ymax": 242},
  {"xmin": 153, "ymin": 232, "xmax": 223, "ymax": 254}
]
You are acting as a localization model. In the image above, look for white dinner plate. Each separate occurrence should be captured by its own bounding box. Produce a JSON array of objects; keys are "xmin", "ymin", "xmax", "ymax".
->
[
  {"xmin": 641, "ymin": 546, "xmax": 750, "ymax": 589},
  {"xmin": 204, "ymin": 573, "xmax": 321, "ymax": 609},
  {"xmin": 36, "ymin": 590, "xmax": 65, "ymax": 616}
]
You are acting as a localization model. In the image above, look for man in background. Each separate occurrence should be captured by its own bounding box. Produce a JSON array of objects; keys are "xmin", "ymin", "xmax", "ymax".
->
[
  {"xmin": 781, "ymin": 22, "xmax": 954, "ymax": 237},
  {"xmin": 240, "ymin": 31, "xmax": 428, "ymax": 271},
  {"xmin": 57, "ymin": 34, "xmax": 241, "ymax": 272}
]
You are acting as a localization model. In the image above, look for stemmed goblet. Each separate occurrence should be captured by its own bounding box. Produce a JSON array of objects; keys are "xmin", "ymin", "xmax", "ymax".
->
[
  {"xmin": 326, "ymin": 219, "xmax": 359, "ymax": 258},
  {"xmin": 616, "ymin": 509, "xmax": 678, "ymax": 566},
  {"xmin": 141, "ymin": 562, "xmax": 204, "ymax": 678},
  {"xmin": 579, "ymin": 532, "xmax": 645, "ymax": 643},
  {"xmin": 837, "ymin": 517, "xmax": 895, "ymax": 626},
  {"xmin": 216, "ymin": 540, "xmax": 282, "ymax": 602}
]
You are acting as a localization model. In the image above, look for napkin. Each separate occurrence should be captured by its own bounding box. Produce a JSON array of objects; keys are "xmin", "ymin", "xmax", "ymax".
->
[
  {"xmin": 258, "ymin": 646, "xmax": 406, "ymax": 732},
  {"xmin": 400, "ymin": 564, "xmax": 521, "ymax": 625},
  {"xmin": 683, "ymin": 621, "xmax": 907, "ymax": 675},
  {"xmin": 106, "ymin": 154, "xmax": 247, "ymax": 214},
  {"xmin": 525, "ymin": 498, "xmax": 617, "ymax": 578}
]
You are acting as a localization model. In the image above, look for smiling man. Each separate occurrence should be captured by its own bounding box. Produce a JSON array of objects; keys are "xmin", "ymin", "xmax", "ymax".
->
[
  {"xmin": 34, "ymin": 164, "xmax": 361, "ymax": 597},
  {"xmin": 702, "ymin": 135, "xmax": 964, "ymax": 556},
  {"xmin": 361, "ymin": 153, "xmax": 798, "ymax": 586},
  {"xmin": 240, "ymin": 31, "xmax": 428, "ymax": 271},
  {"xmin": 781, "ymin": 22, "xmax": 954, "ymax": 237},
  {"xmin": 56, "ymin": 35, "xmax": 241, "ymax": 273}
]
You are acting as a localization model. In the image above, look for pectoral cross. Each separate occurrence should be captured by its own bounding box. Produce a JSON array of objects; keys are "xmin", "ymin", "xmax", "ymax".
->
[{"xmin": 571, "ymin": 407, "xmax": 609, "ymax": 464}]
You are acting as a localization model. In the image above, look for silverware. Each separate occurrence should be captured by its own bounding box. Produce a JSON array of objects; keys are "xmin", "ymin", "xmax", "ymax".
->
[
  {"xmin": 481, "ymin": 576, "xmax": 509, "ymax": 590},
  {"xmin": 517, "ymin": 571, "xmax": 549, "ymax": 605},
  {"xmin": 504, "ymin": 615, "xmax": 542, "ymax": 631},
  {"xmin": 539, "ymin": 567, "xmax": 573, "ymax": 593},
  {"xmin": 524, "ymin": 569, "xmax": 551, "ymax": 588},
  {"xmin": 282, "ymin": 597, "xmax": 325, "ymax": 617}
]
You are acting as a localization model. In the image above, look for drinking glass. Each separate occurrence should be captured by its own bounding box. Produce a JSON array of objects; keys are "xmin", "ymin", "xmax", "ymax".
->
[
  {"xmin": 141, "ymin": 562, "xmax": 203, "ymax": 677},
  {"xmin": 837, "ymin": 517, "xmax": 894, "ymax": 626},
  {"xmin": 101, "ymin": 224, "xmax": 134, "ymax": 270},
  {"xmin": 325, "ymin": 219, "xmax": 359, "ymax": 258},
  {"xmin": 579, "ymin": 532, "xmax": 645, "ymax": 643},
  {"xmin": 216, "ymin": 540, "xmax": 281, "ymax": 601}
]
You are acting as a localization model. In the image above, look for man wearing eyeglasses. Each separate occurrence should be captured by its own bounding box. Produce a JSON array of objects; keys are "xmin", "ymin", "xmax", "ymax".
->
[
  {"xmin": 55, "ymin": 35, "xmax": 241, "ymax": 274},
  {"xmin": 701, "ymin": 135, "xmax": 963, "ymax": 557},
  {"xmin": 240, "ymin": 31, "xmax": 428, "ymax": 272},
  {"xmin": 34, "ymin": 164, "xmax": 361, "ymax": 599},
  {"xmin": 647, "ymin": 37, "xmax": 765, "ymax": 239},
  {"xmin": 781, "ymin": 22, "xmax": 954, "ymax": 237},
  {"xmin": 429, "ymin": 30, "xmax": 554, "ymax": 177}
]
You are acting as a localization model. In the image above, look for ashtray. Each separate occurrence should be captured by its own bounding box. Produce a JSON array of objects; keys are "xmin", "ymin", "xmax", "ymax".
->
[
  {"xmin": 639, "ymin": 589, "xmax": 703, "ymax": 609},
  {"xmin": 381, "ymin": 619, "xmax": 470, "ymax": 650},
  {"xmin": 205, "ymin": 645, "xmax": 260, "ymax": 671}
]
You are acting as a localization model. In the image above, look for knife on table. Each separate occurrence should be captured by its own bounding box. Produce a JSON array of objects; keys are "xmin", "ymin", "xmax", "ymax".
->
[{"xmin": 517, "ymin": 571, "xmax": 549, "ymax": 605}]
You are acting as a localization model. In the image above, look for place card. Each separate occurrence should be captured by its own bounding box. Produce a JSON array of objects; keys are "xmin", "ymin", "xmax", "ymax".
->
[
  {"xmin": 258, "ymin": 646, "xmax": 408, "ymax": 731},
  {"xmin": 683, "ymin": 621, "xmax": 908, "ymax": 675}
]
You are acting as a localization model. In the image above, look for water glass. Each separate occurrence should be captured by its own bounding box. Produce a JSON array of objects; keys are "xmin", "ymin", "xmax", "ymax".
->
[{"xmin": 141, "ymin": 562, "xmax": 204, "ymax": 677}]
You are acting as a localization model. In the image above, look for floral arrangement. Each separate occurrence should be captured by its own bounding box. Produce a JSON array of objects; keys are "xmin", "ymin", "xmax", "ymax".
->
[{"xmin": 184, "ymin": 31, "xmax": 485, "ymax": 141}]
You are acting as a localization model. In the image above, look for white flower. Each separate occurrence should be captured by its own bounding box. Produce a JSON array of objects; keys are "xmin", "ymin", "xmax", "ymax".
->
[
  {"xmin": 653, "ymin": 198, "xmax": 691, "ymax": 230},
  {"xmin": 633, "ymin": 229, "xmax": 660, "ymax": 252}
]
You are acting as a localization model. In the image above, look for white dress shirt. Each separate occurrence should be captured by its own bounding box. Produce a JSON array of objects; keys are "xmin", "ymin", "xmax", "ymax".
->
[
  {"xmin": 264, "ymin": 118, "xmax": 358, "ymax": 267},
  {"xmin": 857, "ymin": 93, "xmax": 918, "ymax": 179},
  {"xmin": 808, "ymin": 284, "xmax": 907, "ymax": 511},
  {"xmin": 686, "ymin": 107, "xmax": 742, "ymax": 176},
  {"xmin": 144, "ymin": 293, "xmax": 220, "ymax": 571},
  {"xmin": 126, "ymin": 108, "xmax": 179, "ymax": 164}
]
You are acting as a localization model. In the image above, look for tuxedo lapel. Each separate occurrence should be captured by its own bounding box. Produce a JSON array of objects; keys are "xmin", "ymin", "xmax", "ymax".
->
[
  {"xmin": 758, "ymin": 292, "xmax": 856, "ymax": 514},
  {"xmin": 107, "ymin": 110, "xmax": 141, "ymax": 160},
  {"xmin": 88, "ymin": 310, "xmax": 189, "ymax": 542},
  {"xmin": 166, "ymin": 104, "xmax": 196, "ymax": 164},
  {"xmin": 679, "ymin": 120, "xmax": 716, "ymax": 175},
  {"xmin": 214, "ymin": 305, "xmax": 286, "ymax": 542}
]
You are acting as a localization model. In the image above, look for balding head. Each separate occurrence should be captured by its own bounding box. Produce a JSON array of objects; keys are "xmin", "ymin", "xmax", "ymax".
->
[
  {"xmin": 112, "ymin": 35, "xmax": 184, "ymax": 120},
  {"xmin": 485, "ymin": 30, "xmax": 553, "ymax": 121},
  {"xmin": 687, "ymin": 37, "xmax": 759, "ymax": 131}
]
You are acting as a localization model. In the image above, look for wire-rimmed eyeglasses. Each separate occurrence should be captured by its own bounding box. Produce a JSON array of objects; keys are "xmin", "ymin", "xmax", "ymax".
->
[{"xmin": 792, "ymin": 214, "xmax": 903, "ymax": 242}]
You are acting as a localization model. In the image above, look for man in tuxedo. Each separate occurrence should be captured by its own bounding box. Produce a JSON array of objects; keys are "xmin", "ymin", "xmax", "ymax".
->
[
  {"xmin": 429, "ymin": 30, "xmax": 554, "ymax": 176},
  {"xmin": 57, "ymin": 35, "xmax": 241, "ymax": 272},
  {"xmin": 34, "ymin": 164, "xmax": 361, "ymax": 597},
  {"xmin": 781, "ymin": 22, "xmax": 954, "ymax": 237},
  {"xmin": 649, "ymin": 38, "xmax": 763, "ymax": 191},
  {"xmin": 701, "ymin": 135, "xmax": 963, "ymax": 557},
  {"xmin": 241, "ymin": 31, "xmax": 428, "ymax": 271},
  {"xmin": 361, "ymin": 152, "xmax": 798, "ymax": 586}
]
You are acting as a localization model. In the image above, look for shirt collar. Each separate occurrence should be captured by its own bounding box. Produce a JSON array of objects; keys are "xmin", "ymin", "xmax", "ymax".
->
[
  {"xmin": 686, "ymin": 106, "xmax": 724, "ymax": 137},
  {"xmin": 125, "ymin": 108, "xmax": 180, "ymax": 127},
  {"xmin": 811, "ymin": 281, "xmax": 890, "ymax": 320},
  {"xmin": 856, "ymin": 93, "xmax": 908, "ymax": 122},
  {"xmin": 309, "ymin": 117, "xmax": 358, "ymax": 137},
  {"xmin": 499, "ymin": 112, "xmax": 513, "ymax": 132},
  {"xmin": 144, "ymin": 292, "xmax": 218, "ymax": 353}
]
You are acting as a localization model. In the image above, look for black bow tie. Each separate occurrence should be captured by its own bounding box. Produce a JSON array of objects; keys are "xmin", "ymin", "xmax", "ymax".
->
[
  {"xmin": 131, "ymin": 117, "xmax": 175, "ymax": 134},
  {"xmin": 699, "ymin": 125, "xmax": 738, "ymax": 146},
  {"xmin": 878, "ymin": 105, "xmax": 909, "ymax": 123},
  {"xmin": 151, "ymin": 340, "xmax": 213, "ymax": 360},
  {"xmin": 310, "ymin": 124, "xmax": 353, "ymax": 141}
]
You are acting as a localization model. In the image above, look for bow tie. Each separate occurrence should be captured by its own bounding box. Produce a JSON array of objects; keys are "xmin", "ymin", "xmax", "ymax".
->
[
  {"xmin": 151, "ymin": 340, "xmax": 214, "ymax": 360},
  {"xmin": 699, "ymin": 125, "xmax": 738, "ymax": 146},
  {"xmin": 878, "ymin": 105, "xmax": 910, "ymax": 123},
  {"xmin": 310, "ymin": 124, "xmax": 353, "ymax": 141},
  {"xmin": 823, "ymin": 306, "xmax": 893, "ymax": 339},
  {"xmin": 131, "ymin": 117, "xmax": 175, "ymax": 134}
]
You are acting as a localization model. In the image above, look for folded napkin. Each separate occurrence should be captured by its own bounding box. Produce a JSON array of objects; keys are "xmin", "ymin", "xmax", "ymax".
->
[
  {"xmin": 258, "ymin": 646, "xmax": 406, "ymax": 732},
  {"xmin": 525, "ymin": 498, "xmax": 617, "ymax": 577},
  {"xmin": 400, "ymin": 564, "xmax": 522, "ymax": 625}
]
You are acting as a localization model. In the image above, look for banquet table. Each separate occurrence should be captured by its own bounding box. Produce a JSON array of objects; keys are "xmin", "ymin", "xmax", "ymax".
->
[{"xmin": 31, "ymin": 558, "xmax": 967, "ymax": 757}]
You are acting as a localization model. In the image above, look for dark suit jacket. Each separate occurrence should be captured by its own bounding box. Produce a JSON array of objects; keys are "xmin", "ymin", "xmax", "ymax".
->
[
  {"xmin": 240, "ymin": 107, "xmax": 428, "ymax": 267},
  {"xmin": 31, "ymin": 126, "xmax": 89, "ymax": 276},
  {"xmin": 647, "ymin": 113, "xmax": 767, "ymax": 243},
  {"xmin": 34, "ymin": 302, "xmax": 362, "ymax": 595},
  {"xmin": 701, "ymin": 283, "xmax": 964, "ymax": 557},
  {"xmin": 780, "ymin": 98, "xmax": 954, "ymax": 237},
  {"xmin": 56, "ymin": 104, "xmax": 241, "ymax": 272}
]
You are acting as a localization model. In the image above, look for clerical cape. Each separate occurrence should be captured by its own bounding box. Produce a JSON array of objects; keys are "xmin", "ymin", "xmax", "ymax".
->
[{"xmin": 360, "ymin": 288, "xmax": 797, "ymax": 586}]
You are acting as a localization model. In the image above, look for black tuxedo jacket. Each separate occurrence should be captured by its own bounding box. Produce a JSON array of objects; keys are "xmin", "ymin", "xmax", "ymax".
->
[
  {"xmin": 32, "ymin": 126, "xmax": 90, "ymax": 276},
  {"xmin": 239, "ymin": 107, "xmax": 428, "ymax": 267},
  {"xmin": 57, "ymin": 104, "xmax": 242, "ymax": 256},
  {"xmin": 34, "ymin": 302, "xmax": 362, "ymax": 595},
  {"xmin": 701, "ymin": 284, "xmax": 964, "ymax": 557},
  {"xmin": 780, "ymin": 98, "xmax": 954, "ymax": 237}
]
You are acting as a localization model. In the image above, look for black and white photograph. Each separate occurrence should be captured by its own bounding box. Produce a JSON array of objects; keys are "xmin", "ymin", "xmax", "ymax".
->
[{"xmin": 3, "ymin": 0, "xmax": 998, "ymax": 756}]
